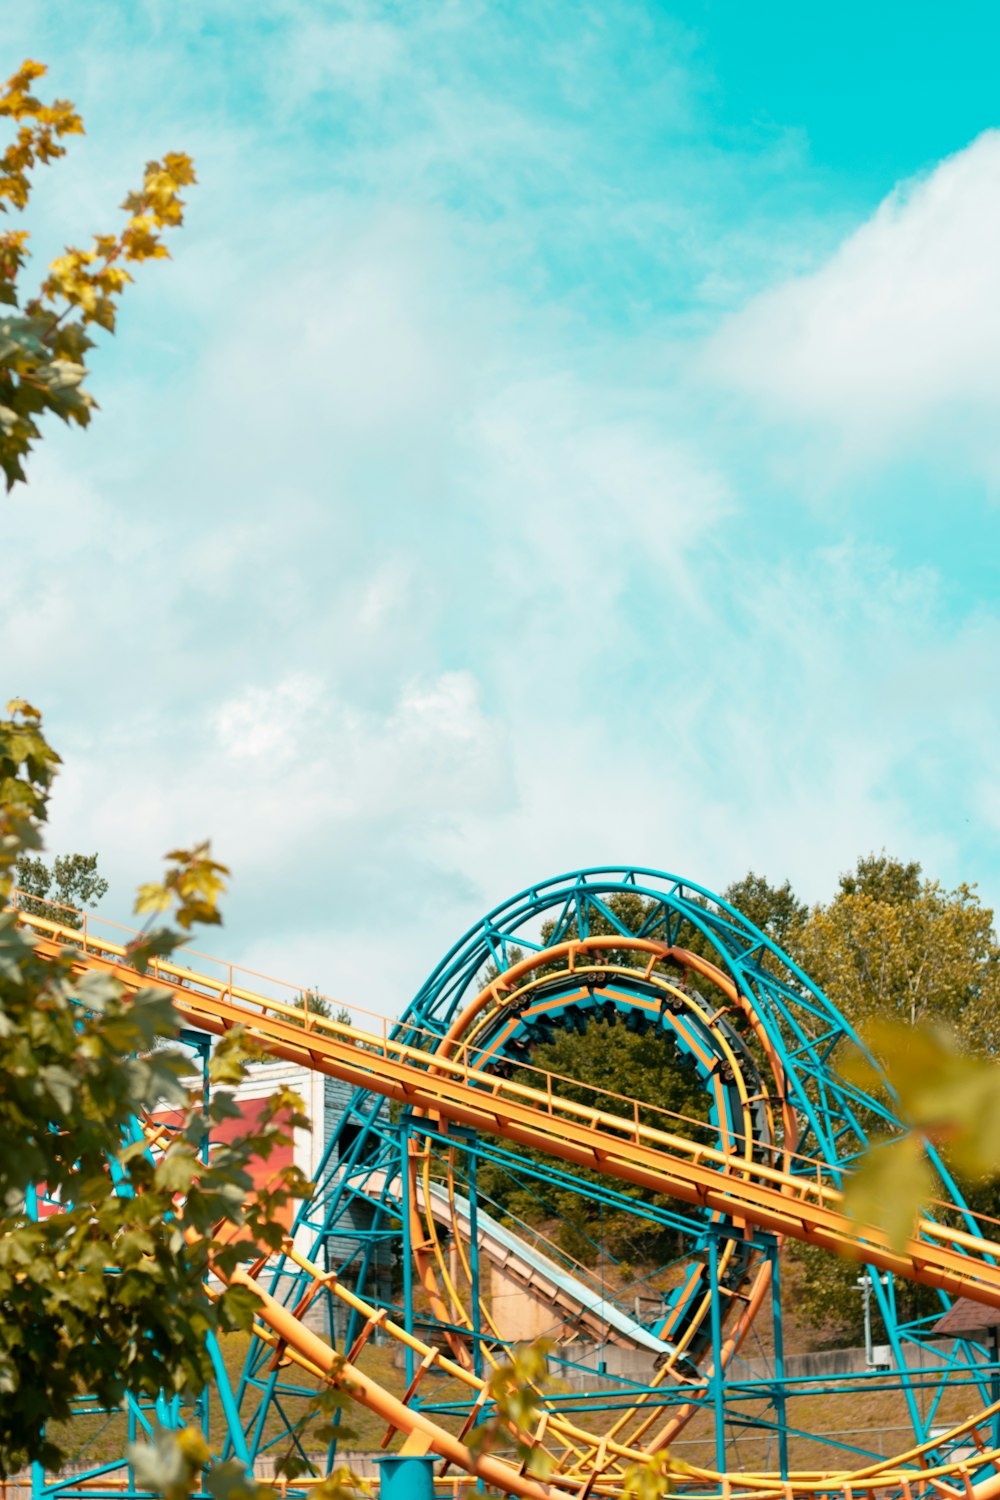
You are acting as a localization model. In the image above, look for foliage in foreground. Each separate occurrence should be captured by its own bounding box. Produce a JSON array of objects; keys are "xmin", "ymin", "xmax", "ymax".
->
[
  {"xmin": 468, "ymin": 1341, "xmax": 676, "ymax": 1495},
  {"xmin": 127, "ymin": 1422, "xmax": 366, "ymax": 1500},
  {"xmin": 0, "ymin": 63, "xmax": 370, "ymax": 1496},
  {"xmin": 842, "ymin": 1018, "xmax": 1000, "ymax": 1246},
  {"xmin": 0, "ymin": 59, "xmax": 196, "ymax": 489},
  {"xmin": 0, "ymin": 700, "xmax": 311, "ymax": 1478}
]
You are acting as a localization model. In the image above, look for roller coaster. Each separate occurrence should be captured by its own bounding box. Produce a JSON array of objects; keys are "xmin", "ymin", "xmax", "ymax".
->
[{"xmin": 14, "ymin": 866, "xmax": 1000, "ymax": 1500}]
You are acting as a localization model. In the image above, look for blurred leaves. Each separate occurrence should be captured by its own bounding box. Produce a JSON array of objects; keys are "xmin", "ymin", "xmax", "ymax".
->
[
  {"xmin": 310, "ymin": 1467, "xmax": 370, "ymax": 1500},
  {"xmin": 0, "ymin": 61, "xmax": 82, "ymax": 213},
  {"xmin": 842, "ymin": 1133, "xmax": 935, "ymax": 1253},
  {"xmin": 469, "ymin": 1339, "xmax": 557, "ymax": 1476},
  {"xmin": 127, "ymin": 1423, "xmax": 368, "ymax": 1500},
  {"xmin": 842, "ymin": 1018, "xmax": 1000, "ymax": 1249},
  {"xmin": 127, "ymin": 1428, "xmax": 212, "ymax": 1500},
  {"xmin": 128, "ymin": 842, "xmax": 231, "ymax": 973},
  {"xmin": 0, "ymin": 58, "xmax": 365, "ymax": 1500},
  {"xmin": 786, "ymin": 855, "xmax": 1000, "ymax": 1332},
  {"xmin": 622, "ymin": 1449, "xmax": 680, "ymax": 1500},
  {"xmin": 0, "ymin": 698, "xmax": 60, "ymax": 894},
  {"xmin": 270, "ymin": 1379, "xmax": 362, "ymax": 1488},
  {"xmin": 135, "ymin": 843, "xmax": 229, "ymax": 931}
]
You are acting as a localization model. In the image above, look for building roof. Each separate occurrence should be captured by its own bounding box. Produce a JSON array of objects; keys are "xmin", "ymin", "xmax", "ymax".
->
[{"xmin": 931, "ymin": 1299, "xmax": 1000, "ymax": 1336}]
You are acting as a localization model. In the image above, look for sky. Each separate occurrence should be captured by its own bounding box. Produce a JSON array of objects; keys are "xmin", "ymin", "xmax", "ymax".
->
[{"xmin": 4, "ymin": 1, "xmax": 1000, "ymax": 1014}]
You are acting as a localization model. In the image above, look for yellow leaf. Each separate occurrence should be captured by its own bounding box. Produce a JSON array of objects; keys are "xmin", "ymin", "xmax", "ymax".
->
[
  {"xmin": 6, "ymin": 699, "xmax": 40, "ymax": 719},
  {"xmin": 843, "ymin": 1133, "xmax": 934, "ymax": 1252},
  {"xmin": 162, "ymin": 152, "xmax": 197, "ymax": 186},
  {"xmin": 134, "ymin": 881, "xmax": 172, "ymax": 916}
]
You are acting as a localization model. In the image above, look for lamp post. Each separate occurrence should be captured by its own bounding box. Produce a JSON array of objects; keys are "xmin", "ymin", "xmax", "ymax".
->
[{"xmin": 855, "ymin": 1270, "xmax": 892, "ymax": 1366}]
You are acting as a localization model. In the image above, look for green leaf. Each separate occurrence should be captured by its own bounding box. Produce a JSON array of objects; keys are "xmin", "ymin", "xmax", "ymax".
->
[
  {"xmin": 38, "ymin": 1064, "xmax": 75, "ymax": 1112},
  {"xmin": 217, "ymin": 1283, "xmax": 262, "ymax": 1331},
  {"xmin": 205, "ymin": 1460, "xmax": 261, "ymax": 1500},
  {"xmin": 154, "ymin": 1149, "xmax": 200, "ymax": 1195}
]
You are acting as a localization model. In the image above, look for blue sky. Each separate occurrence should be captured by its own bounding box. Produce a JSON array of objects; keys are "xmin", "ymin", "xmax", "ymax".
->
[{"xmin": 4, "ymin": 2, "xmax": 1000, "ymax": 1012}]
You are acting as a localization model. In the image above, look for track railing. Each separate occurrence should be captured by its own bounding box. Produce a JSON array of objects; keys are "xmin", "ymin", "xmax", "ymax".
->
[{"xmin": 15, "ymin": 903, "xmax": 1000, "ymax": 1308}]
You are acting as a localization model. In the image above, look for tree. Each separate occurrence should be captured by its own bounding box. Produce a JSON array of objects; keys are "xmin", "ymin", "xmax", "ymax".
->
[
  {"xmin": 677, "ymin": 871, "xmax": 808, "ymax": 993},
  {"xmin": 719, "ymin": 871, "xmax": 807, "ymax": 954},
  {"xmin": 0, "ymin": 59, "xmax": 195, "ymax": 489},
  {"xmin": 0, "ymin": 700, "xmax": 313, "ymax": 1478},
  {"xmin": 475, "ymin": 893, "xmax": 713, "ymax": 1265},
  {"xmin": 839, "ymin": 852, "xmax": 922, "ymax": 903},
  {"xmin": 788, "ymin": 1241, "xmax": 937, "ymax": 1347},
  {"xmin": 474, "ymin": 880, "xmax": 813, "ymax": 1267},
  {"xmin": 475, "ymin": 877, "xmax": 814, "ymax": 1279},
  {"xmin": 479, "ymin": 1018, "xmax": 710, "ymax": 1267},
  {"xmin": 14, "ymin": 849, "xmax": 107, "ymax": 926},
  {"xmin": 285, "ymin": 990, "xmax": 353, "ymax": 1030},
  {"xmin": 797, "ymin": 852, "xmax": 1000, "ymax": 1047}
]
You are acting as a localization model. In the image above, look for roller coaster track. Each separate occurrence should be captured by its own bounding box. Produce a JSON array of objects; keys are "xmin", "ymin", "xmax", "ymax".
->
[
  {"xmin": 20, "ymin": 912, "xmax": 1000, "ymax": 1309},
  {"xmin": 15, "ymin": 867, "xmax": 1000, "ymax": 1500}
]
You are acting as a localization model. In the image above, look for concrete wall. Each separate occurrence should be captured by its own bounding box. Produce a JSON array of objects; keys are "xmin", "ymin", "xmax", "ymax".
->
[
  {"xmin": 739, "ymin": 1339, "xmax": 962, "ymax": 1381},
  {"xmin": 489, "ymin": 1264, "xmax": 577, "ymax": 1343},
  {"xmin": 552, "ymin": 1337, "xmax": 968, "ymax": 1390}
]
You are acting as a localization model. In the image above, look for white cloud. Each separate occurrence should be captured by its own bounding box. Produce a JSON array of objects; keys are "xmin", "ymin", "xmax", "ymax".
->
[
  {"xmin": 705, "ymin": 131, "xmax": 1000, "ymax": 469},
  {"xmin": 47, "ymin": 666, "xmax": 511, "ymax": 920},
  {"xmin": 214, "ymin": 674, "xmax": 326, "ymax": 761},
  {"xmin": 218, "ymin": 668, "xmax": 511, "ymax": 833},
  {"xmin": 470, "ymin": 374, "xmax": 732, "ymax": 628},
  {"xmin": 357, "ymin": 559, "xmax": 412, "ymax": 632},
  {"xmin": 281, "ymin": 15, "xmax": 406, "ymax": 104}
]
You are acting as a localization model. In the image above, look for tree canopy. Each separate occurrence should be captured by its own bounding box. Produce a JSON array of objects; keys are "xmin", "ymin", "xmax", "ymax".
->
[
  {"xmin": 478, "ymin": 1014, "xmax": 711, "ymax": 1267},
  {"xmin": 472, "ymin": 863, "xmax": 1000, "ymax": 1345},
  {"xmin": 797, "ymin": 852, "xmax": 1000, "ymax": 1048},
  {"xmin": 788, "ymin": 854, "xmax": 1000, "ymax": 1337},
  {"xmin": 14, "ymin": 850, "xmax": 107, "ymax": 926},
  {"xmin": 475, "ymin": 882, "xmax": 802, "ymax": 1268}
]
